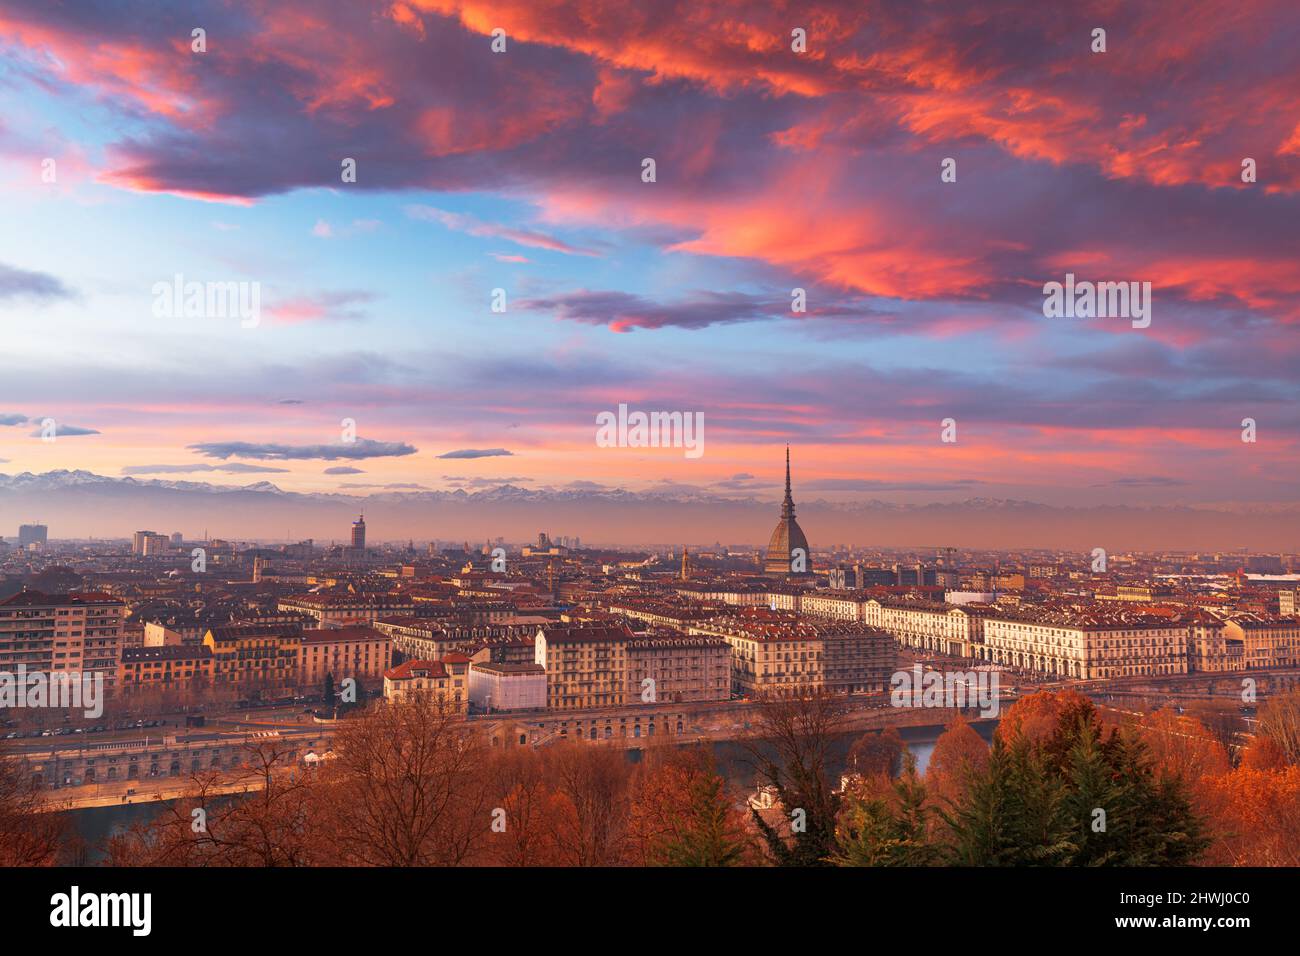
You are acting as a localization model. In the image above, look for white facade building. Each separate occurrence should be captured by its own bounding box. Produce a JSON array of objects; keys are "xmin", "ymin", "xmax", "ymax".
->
[{"xmin": 469, "ymin": 661, "xmax": 547, "ymax": 712}]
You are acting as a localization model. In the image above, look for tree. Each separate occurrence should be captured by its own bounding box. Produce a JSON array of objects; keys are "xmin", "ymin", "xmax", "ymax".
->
[
  {"xmin": 1104, "ymin": 728, "xmax": 1208, "ymax": 866},
  {"xmin": 742, "ymin": 689, "xmax": 845, "ymax": 866},
  {"xmin": 482, "ymin": 747, "xmax": 570, "ymax": 866},
  {"xmin": 0, "ymin": 755, "xmax": 66, "ymax": 866},
  {"xmin": 833, "ymin": 764, "xmax": 941, "ymax": 866},
  {"xmin": 1138, "ymin": 707, "xmax": 1230, "ymax": 813},
  {"xmin": 1183, "ymin": 701, "xmax": 1246, "ymax": 766},
  {"xmin": 1256, "ymin": 690, "xmax": 1300, "ymax": 765},
  {"xmin": 942, "ymin": 694, "xmax": 1209, "ymax": 866},
  {"xmin": 322, "ymin": 673, "xmax": 335, "ymax": 707},
  {"xmin": 627, "ymin": 748, "xmax": 756, "ymax": 866},
  {"xmin": 926, "ymin": 715, "xmax": 990, "ymax": 804},
  {"xmin": 316, "ymin": 693, "xmax": 493, "ymax": 866},
  {"xmin": 1061, "ymin": 722, "xmax": 1204, "ymax": 867},
  {"xmin": 1200, "ymin": 766, "xmax": 1300, "ymax": 866},
  {"xmin": 847, "ymin": 727, "xmax": 905, "ymax": 780},
  {"xmin": 1063, "ymin": 720, "xmax": 1125, "ymax": 865},
  {"xmin": 943, "ymin": 738, "xmax": 1076, "ymax": 866},
  {"xmin": 103, "ymin": 740, "xmax": 319, "ymax": 867},
  {"xmin": 544, "ymin": 742, "xmax": 633, "ymax": 866},
  {"xmin": 347, "ymin": 674, "xmax": 366, "ymax": 709},
  {"xmin": 1239, "ymin": 734, "xmax": 1288, "ymax": 771},
  {"xmin": 996, "ymin": 688, "xmax": 1097, "ymax": 757}
]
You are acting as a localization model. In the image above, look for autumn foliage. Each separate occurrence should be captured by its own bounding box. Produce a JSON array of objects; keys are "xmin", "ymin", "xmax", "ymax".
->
[{"xmin": 11, "ymin": 687, "xmax": 1300, "ymax": 867}]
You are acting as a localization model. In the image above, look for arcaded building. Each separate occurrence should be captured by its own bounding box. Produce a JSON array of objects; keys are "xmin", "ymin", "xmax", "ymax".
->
[{"xmin": 981, "ymin": 608, "xmax": 1188, "ymax": 679}]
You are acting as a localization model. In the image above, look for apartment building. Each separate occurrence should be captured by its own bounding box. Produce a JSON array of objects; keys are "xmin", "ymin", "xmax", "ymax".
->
[
  {"xmin": 278, "ymin": 592, "xmax": 417, "ymax": 626},
  {"xmin": 625, "ymin": 630, "xmax": 731, "ymax": 704},
  {"xmin": 605, "ymin": 598, "xmax": 724, "ymax": 631},
  {"xmin": 673, "ymin": 581, "xmax": 770, "ymax": 607},
  {"xmin": 800, "ymin": 589, "xmax": 865, "ymax": 623},
  {"xmin": 298, "ymin": 626, "xmax": 391, "ymax": 687},
  {"xmin": 118, "ymin": 645, "xmax": 214, "ymax": 691},
  {"xmin": 860, "ymin": 598, "xmax": 992, "ymax": 657},
  {"xmin": 1224, "ymin": 615, "xmax": 1300, "ymax": 670},
  {"xmin": 1280, "ymin": 589, "xmax": 1297, "ymax": 617},
  {"xmin": 766, "ymin": 587, "xmax": 806, "ymax": 612},
  {"xmin": 691, "ymin": 611, "xmax": 824, "ymax": 696},
  {"xmin": 202, "ymin": 623, "xmax": 302, "ymax": 689},
  {"xmin": 142, "ymin": 622, "xmax": 187, "ymax": 647},
  {"xmin": 819, "ymin": 623, "xmax": 897, "ymax": 694},
  {"xmin": 0, "ymin": 590, "xmax": 125, "ymax": 692},
  {"xmin": 382, "ymin": 654, "xmax": 470, "ymax": 712},
  {"xmin": 376, "ymin": 617, "xmax": 466, "ymax": 659},
  {"xmin": 142, "ymin": 609, "xmax": 315, "ymax": 647},
  {"xmin": 374, "ymin": 615, "xmax": 538, "ymax": 664},
  {"xmin": 981, "ymin": 609, "xmax": 1188, "ymax": 679},
  {"xmin": 1187, "ymin": 614, "xmax": 1245, "ymax": 672},
  {"xmin": 534, "ymin": 623, "xmax": 633, "ymax": 710},
  {"xmin": 689, "ymin": 608, "xmax": 898, "ymax": 697}
]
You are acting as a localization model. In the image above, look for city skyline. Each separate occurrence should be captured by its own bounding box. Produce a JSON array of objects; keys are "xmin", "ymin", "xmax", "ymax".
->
[
  {"xmin": 6, "ymin": 452, "xmax": 1300, "ymax": 550},
  {"xmin": 2, "ymin": 0, "xmax": 1299, "ymax": 544}
]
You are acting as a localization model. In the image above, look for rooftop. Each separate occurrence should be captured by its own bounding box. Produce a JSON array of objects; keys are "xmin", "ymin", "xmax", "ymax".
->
[
  {"xmin": 538, "ymin": 623, "xmax": 635, "ymax": 644},
  {"xmin": 384, "ymin": 659, "xmax": 447, "ymax": 680},
  {"xmin": 0, "ymin": 589, "xmax": 122, "ymax": 607},
  {"xmin": 471, "ymin": 661, "xmax": 545, "ymax": 675},
  {"xmin": 122, "ymin": 645, "xmax": 213, "ymax": 662},
  {"xmin": 301, "ymin": 625, "xmax": 386, "ymax": 644}
]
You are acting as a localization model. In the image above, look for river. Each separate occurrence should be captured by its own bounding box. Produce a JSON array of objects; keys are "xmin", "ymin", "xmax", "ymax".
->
[
  {"xmin": 632, "ymin": 720, "xmax": 997, "ymax": 794},
  {"xmin": 64, "ymin": 720, "xmax": 995, "ymax": 861}
]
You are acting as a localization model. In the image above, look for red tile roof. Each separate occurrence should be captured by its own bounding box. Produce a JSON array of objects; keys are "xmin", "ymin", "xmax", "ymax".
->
[{"xmin": 384, "ymin": 659, "xmax": 448, "ymax": 680}]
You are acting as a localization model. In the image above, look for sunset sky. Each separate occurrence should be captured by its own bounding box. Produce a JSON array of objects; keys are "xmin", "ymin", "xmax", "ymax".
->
[{"xmin": 2, "ymin": 0, "xmax": 1299, "ymax": 527}]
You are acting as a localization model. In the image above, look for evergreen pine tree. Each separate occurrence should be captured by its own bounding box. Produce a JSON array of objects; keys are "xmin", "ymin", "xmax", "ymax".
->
[
  {"xmin": 651, "ymin": 772, "xmax": 752, "ymax": 867},
  {"xmin": 833, "ymin": 767, "xmax": 940, "ymax": 866}
]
